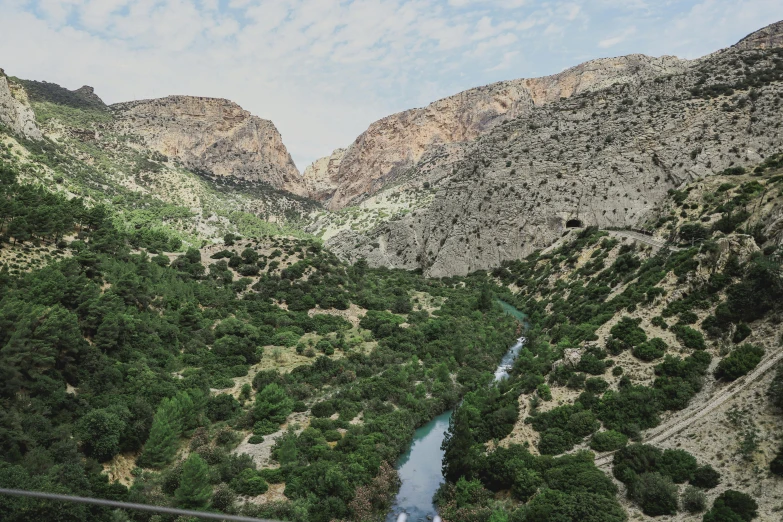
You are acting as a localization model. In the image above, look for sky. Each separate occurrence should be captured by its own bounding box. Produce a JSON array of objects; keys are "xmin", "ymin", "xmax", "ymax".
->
[{"xmin": 1, "ymin": 1, "xmax": 782, "ymax": 170}]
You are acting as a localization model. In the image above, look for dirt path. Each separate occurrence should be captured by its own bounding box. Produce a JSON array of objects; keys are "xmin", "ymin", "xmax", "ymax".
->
[
  {"xmin": 606, "ymin": 230, "xmax": 681, "ymax": 252},
  {"xmin": 595, "ymin": 346, "xmax": 783, "ymax": 468}
]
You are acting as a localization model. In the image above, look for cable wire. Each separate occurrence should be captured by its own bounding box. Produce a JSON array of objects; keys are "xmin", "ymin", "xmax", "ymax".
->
[{"xmin": 0, "ymin": 487, "xmax": 278, "ymax": 522}]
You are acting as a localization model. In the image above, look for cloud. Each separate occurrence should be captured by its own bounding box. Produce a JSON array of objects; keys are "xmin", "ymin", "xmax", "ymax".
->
[
  {"xmin": 598, "ymin": 26, "xmax": 636, "ymax": 48},
  {"xmin": 1, "ymin": 0, "xmax": 781, "ymax": 169}
]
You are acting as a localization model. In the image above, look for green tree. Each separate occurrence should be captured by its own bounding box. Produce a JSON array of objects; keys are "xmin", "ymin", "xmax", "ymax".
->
[
  {"xmin": 253, "ymin": 383, "xmax": 293, "ymax": 425},
  {"xmin": 175, "ymin": 453, "xmax": 212, "ymax": 508},
  {"xmin": 629, "ymin": 472, "xmax": 678, "ymax": 516},
  {"xmin": 76, "ymin": 408, "xmax": 125, "ymax": 462},
  {"xmin": 138, "ymin": 409, "xmax": 178, "ymax": 468}
]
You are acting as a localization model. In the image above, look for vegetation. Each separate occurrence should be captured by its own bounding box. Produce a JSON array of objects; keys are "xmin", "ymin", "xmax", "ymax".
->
[{"xmin": 0, "ymin": 161, "xmax": 523, "ymax": 521}]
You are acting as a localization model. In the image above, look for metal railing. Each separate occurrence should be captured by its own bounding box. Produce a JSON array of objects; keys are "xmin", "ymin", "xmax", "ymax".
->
[{"xmin": 0, "ymin": 488, "xmax": 276, "ymax": 522}]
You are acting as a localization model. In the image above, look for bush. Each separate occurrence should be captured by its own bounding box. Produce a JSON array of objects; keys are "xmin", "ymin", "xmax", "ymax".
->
[
  {"xmin": 538, "ymin": 428, "xmax": 575, "ymax": 455},
  {"xmin": 248, "ymin": 435, "xmax": 265, "ymax": 444},
  {"xmin": 610, "ymin": 317, "xmax": 647, "ymax": 349},
  {"xmin": 566, "ymin": 411, "xmax": 599, "ymax": 438},
  {"xmin": 681, "ymin": 485, "xmax": 707, "ymax": 513},
  {"xmin": 230, "ymin": 468, "xmax": 268, "ymax": 496},
  {"xmin": 536, "ymin": 384, "xmax": 552, "ymax": 401},
  {"xmin": 671, "ymin": 324, "xmax": 706, "ymax": 350},
  {"xmin": 659, "ymin": 448, "xmax": 697, "ymax": 483},
  {"xmin": 732, "ymin": 323, "xmax": 751, "ymax": 343},
  {"xmin": 628, "ymin": 472, "xmax": 678, "ymax": 516},
  {"xmin": 632, "ymin": 338, "xmax": 667, "ymax": 362},
  {"xmin": 703, "ymin": 490, "xmax": 758, "ymax": 522},
  {"xmin": 589, "ymin": 430, "xmax": 628, "ymax": 452},
  {"xmin": 715, "ymin": 344, "xmax": 765, "ymax": 381},
  {"xmin": 691, "ymin": 465, "xmax": 721, "ymax": 489},
  {"xmin": 585, "ymin": 377, "xmax": 609, "ymax": 395}
]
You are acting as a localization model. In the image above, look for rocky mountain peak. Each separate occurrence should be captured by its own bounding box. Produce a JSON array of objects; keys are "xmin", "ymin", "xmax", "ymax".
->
[
  {"xmin": 734, "ymin": 20, "xmax": 783, "ymax": 50},
  {"xmin": 111, "ymin": 95, "xmax": 306, "ymax": 196}
]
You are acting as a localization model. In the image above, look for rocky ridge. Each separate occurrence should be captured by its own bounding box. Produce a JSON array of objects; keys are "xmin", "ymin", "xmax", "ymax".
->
[
  {"xmin": 0, "ymin": 70, "xmax": 42, "ymax": 140},
  {"xmin": 322, "ymin": 21, "xmax": 783, "ymax": 277},
  {"xmin": 305, "ymin": 54, "xmax": 689, "ymax": 210},
  {"xmin": 111, "ymin": 95, "xmax": 306, "ymax": 196}
]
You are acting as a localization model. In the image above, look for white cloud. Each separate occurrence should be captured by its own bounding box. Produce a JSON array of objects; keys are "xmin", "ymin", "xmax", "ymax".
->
[
  {"xmin": 0, "ymin": 0, "xmax": 781, "ymax": 169},
  {"xmin": 598, "ymin": 26, "xmax": 636, "ymax": 48}
]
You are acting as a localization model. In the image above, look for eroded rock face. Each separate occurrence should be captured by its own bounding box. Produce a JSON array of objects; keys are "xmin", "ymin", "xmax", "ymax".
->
[
  {"xmin": 325, "ymin": 27, "xmax": 783, "ymax": 277},
  {"xmin": 111, "ymin": 96, "xmax": 305, "ymax": 196},
  {"xmin": 303, "ymin": 148, "xmax": 346, "ymax": 202},
  {"xmin": 734, "ymin": 20, "xmax": 783, "ymax": 50},
  {"xmin": 0, "ymin": 70, "xmax": 42, "ymax": 140},
  {"xmin": 305, "ymin": 54, "xmax": 689, "ymax": 209}
]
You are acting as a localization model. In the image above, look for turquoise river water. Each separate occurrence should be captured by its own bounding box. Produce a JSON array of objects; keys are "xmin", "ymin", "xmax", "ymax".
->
[{"xmin": 385, "ymin": 301, "xmax": 526, "ymax": 522}]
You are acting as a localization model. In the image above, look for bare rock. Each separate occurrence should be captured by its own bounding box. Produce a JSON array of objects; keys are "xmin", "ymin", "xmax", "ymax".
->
[
  {"xmin": 0, "ymin": 71, "xmax": 42, "ymax": 140},
  {"xmin": 111, "ymin": 96, "xmax": 305, "ymax": 196},
  {"xmin": 734, "ymin": 20, "xmax": 783, "ymax": 51}
]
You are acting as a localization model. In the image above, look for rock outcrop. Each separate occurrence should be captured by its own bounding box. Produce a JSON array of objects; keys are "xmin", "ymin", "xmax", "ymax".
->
[
  {"xmin": 734, "ymin": 20, "xmax": 783, "ymax": 50},
  {"xmin": 305, "ymin": 55, "xmax": 688, "ymax": 209},
  {"xmin": 324, "ymin": 20, "xmax": 783, "ymax": 277},
  {"xmin": 303, "ymin": 148, "xmax": 346, "ymax": 202},
  {"xmin": 111, "ymin": 96, "xmax": 305, "ymax": 196},
  {"xmin": 0, "ymin": 70, "xmax": 42, "ymax": 140}
]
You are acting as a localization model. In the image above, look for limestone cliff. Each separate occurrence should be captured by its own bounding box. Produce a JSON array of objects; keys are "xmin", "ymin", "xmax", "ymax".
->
[
  {"xmin": 323, "ymin": 20, "xmax": 783, "ymax": 277},
  {"xmin": 305, "ymin": 55, "xmax": 688, "ymax": 209},
  {"xmin": 734, "ymin": 20, "xmax": 783, "ymax": 50},
  {"xmin": 0, "ymin": 70, "xmax": 41, "ymax": 140},
  {"xmin": 111, "ymin": 96, "xmax": 306, "ymax": 196}
]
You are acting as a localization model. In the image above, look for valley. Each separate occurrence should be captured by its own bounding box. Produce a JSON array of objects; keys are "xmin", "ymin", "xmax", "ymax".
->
[{"xmin": 0, "ymin": 17, "xmax": 782, "ymax": 522}]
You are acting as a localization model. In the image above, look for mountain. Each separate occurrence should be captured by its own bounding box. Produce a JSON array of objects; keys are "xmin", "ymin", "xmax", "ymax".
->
[
  {"xmin": 112, "ymin": 96, "xmax": 306, "ymax": 196},
  {"xmin": 0, "ymin": 74, "xmax": 316, "ymax": 246},
  {"xmin": 0, "ymin": 69, "xmax": 41, "ymax": 140},
  {"xmin": 304, "ymin": 54, "xmax": 687, "ymax": 210},
  {"xmin": 314, "ymin": 20, "xmax": 783, "ymax": 277}
]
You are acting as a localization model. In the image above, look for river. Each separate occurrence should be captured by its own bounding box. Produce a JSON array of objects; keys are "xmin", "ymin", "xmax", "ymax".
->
[{"xmin": 385, "ymin": 301, "xmax": 526, "ymax": 522}]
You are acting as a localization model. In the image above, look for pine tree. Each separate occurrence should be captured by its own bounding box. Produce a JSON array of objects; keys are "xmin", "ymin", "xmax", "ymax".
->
[
  {"xmin": 175, "ymin": 453, "xmax": 212, "ymax": 509},
  {"xmin": 138, "ymin": 409, "xmax": 178, "ymax": 468}
]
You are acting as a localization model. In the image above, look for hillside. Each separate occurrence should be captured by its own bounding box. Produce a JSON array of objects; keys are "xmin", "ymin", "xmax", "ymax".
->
[
  {"xmin": 436, "ymin": 161, "xmax": 783, "ymax": 521},
  {"xmin": 315, "ymin": 20, "xmax": 783, "ymax": 277},
  {"xmin": 0, "ymin": 70, "xmax": 316, "ymax": 248}
]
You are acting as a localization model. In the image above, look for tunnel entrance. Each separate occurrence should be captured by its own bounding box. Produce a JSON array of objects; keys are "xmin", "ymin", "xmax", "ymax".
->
[{"xmin": 566, "ymin": 219, "xmax": 583, "ymax": 229}]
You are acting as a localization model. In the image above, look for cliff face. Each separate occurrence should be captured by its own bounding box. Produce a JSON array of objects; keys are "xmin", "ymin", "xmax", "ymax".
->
[
  {"xmin": 323, "ymin": 21, "xmax": 783, "ymax": 277},
  {"xmin": 111, "ymin": 96, "xmax": 306, "ymax": 196},
  {"xmin": 734, "ymin": 20, "xmax": 783, "ymax": 50},
  {"xmin": 0, "ymin": 71, "xmax": 42, "ymax": 140},
  {"xmin": 305, "ymin": 55, "xmax": 689, "ymax": 209}
]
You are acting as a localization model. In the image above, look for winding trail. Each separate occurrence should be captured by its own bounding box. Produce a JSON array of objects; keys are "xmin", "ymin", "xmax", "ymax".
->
[
  {"xmin": 606, "ymin": 230, "xmax": 681, "ymax": 252},
  {"xmin": 595, "ymin": 346, "xmax": 783, "ymax": 468}
]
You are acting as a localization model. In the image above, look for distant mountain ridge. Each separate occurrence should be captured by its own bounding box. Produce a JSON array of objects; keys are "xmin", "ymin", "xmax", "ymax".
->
[{"xmin": 316, "ymin": 19, "xmax": 783, "ymax": 276}]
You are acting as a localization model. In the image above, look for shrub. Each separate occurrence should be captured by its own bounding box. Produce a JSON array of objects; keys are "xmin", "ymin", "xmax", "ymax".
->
[
  {"xmin": 632, "ymin": 338, "xmax": 667, "ymax": 362},
  {"xmin": 585, "ymin": 377, "xmax": 609, "ymax": 394},
  {"xmin": 703, "ymin": 490, "xmax": 758, "ymax": 522},
  {"xmin": 628, "ymin": 472, "xmax": 678, "ymax": 516},
  {"xmin": 659, "ymin": 448, "xmax": 697, "ymax": 483},
  {"xmin": 590, "ymin": 430, "xmax": 628, "ymax": 452},
  {"xmin": 248, "ymin": 435, "xmax": 265, "ymax": 444},
  {"xmin": 732, "ymin": 323, "xmax": 751, "ymax": 344},
  {"xmin": 566, "ymin": 411, "xmax": 600, "ymax": 438},
  {"xmin": 567, "ymin": 373, "xmax": 587, "ymax": 390},
  {"xmin": 538, "ymin": 428, "xmax": 575, "ymax": 455},
  {"xmin": 691, "ymin": 465, "xmax": 721, "ymax": 489},
  {"xmin": 610, "ymin": 317, "xmax": 647, "ymax": 348},
  {"xmin": 577, "ymin": 354, "xmax": 606, "ymax": 375},
  {"xmin": 536, "ymin": 384, "xmax": 552, "ymax": 401},
  {"xmin": 230, "ymin": 468, "xmax": 268, "ymax": 496},
  {"xmin": 681, "ymin": 485, "xmax": 707, "ymax": 513},
  {"xmin": 671, "ymin": 324, "xmax": 706, "ymax": 350},
  {"xmin": 715, "ymin": 344, "xmax": 765, "ymax": 381}
]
